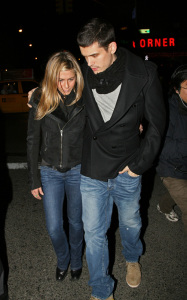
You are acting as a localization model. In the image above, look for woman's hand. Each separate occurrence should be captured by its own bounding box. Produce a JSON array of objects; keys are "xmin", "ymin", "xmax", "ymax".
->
[{"xmin": 31, "ymin": 187, "xmax": 44, "ymax": 200}]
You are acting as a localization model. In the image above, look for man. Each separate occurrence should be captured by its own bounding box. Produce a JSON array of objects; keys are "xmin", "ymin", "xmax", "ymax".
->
[
  {"xmin": 77, "ymin": 18, "xmax": 166, "ymax": 300},
  {"xmin": 156, "ymin": 64, "xmax": 187, "ymax": 231}
]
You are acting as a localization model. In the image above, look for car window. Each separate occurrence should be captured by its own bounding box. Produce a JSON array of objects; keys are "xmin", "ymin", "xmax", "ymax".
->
[
  {"xmin": 21, "ymin": 81, "xmax": 38, "ymax": 93},
  {"xmin": 0, "ymin": 82, "xmax": 18, "ymax": 94}
]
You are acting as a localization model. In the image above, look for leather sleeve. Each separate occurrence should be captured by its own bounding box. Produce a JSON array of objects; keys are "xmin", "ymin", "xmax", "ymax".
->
[{"xmin": 27, "ymin": 107, "xmax": 42, "ymax": 190}]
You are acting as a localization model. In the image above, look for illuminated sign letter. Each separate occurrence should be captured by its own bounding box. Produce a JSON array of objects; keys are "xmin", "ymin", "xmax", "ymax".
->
[
  {"xmin": 169, "ymin": 38, "xmax": 175, "ymax": 46},
  {"xmin": 163, "ymin": 38, "xmax": 168, "ymax": 47},
  {"xmin": 147, "ymin": 39, "xmax": 153, "ymax": 47},
  {"xmin": 140, "ymin": 39, "xmax": 146, "ymax": 48},
  {"xmin": 155, "ymin": 38, "xmax": 161, "ymax": 47}
]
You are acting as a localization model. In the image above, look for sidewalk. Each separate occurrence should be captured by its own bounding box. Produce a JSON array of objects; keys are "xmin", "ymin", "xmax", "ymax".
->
[{"xmin": 2, "ymin": 168, "xmax": 187, "ymax": 300}]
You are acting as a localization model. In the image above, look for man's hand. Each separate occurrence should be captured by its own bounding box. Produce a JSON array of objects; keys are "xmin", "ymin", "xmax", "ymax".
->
[
  {"xmin": 119, "ymin": 166, "xmax": 139, "ymax": 177},
  {"xmin": 27, "ymin": 87, "xmax": 37, "ymax": 107},
  {"xmin": 139, "ymin": 124, "xmax": 143, "ymax": 134},
  {"xmin": 31, "ymin": 187, "xmax": 44, "ymax": 200}
]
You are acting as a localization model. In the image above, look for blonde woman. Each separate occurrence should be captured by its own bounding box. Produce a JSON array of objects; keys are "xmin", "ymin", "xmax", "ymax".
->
[{"xmin": 27, "ymin": 51, "xmax": 85, "ymax": 282}]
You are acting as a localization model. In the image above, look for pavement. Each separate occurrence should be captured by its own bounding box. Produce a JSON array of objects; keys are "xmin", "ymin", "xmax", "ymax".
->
[{"xmin": 1, "ymin": 158, "xmax": 187, "ymax": 300}]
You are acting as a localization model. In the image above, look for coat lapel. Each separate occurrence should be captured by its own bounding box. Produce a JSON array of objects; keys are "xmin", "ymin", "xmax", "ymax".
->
[
  {"xmin": 85, "ymin": 69, "xmax": 147, "ymax": 133},
  {"xmin": 105, "ymin": 71, "xmax": 147, "ymax": 129},
  {"xmin": 84, "ymin": 79, "xmax": 105, "ymax": 131}
]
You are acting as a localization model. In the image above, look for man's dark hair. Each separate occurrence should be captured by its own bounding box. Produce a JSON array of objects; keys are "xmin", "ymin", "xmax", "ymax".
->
[
  {"xmin": 170, "ymin": 64, "xmax": 187, "ymax": 93},
  {"xmin": 77, "ymin": 18, "xmax": 115, "ymax": 49}
]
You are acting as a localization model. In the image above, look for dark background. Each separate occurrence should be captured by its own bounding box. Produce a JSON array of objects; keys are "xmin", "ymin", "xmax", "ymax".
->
[
  {"xmin": 0, "ymin": 0, "xmax": 187, "ymax": 82},
  {"xmin": 0, "ymin": 2, "xmax": 187, "ymax": 299}
]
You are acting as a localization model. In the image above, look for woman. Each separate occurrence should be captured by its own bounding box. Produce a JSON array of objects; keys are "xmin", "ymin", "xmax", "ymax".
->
[
  {"xmin": 27, "ymin": 51, "xmax": 85, "ymax": 281},
  {"xmin": 156, "ymin": 64, "xmax": 187, "ymax": 232}
]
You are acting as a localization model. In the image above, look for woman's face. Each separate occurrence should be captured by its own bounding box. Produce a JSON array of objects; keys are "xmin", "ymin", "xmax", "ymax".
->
[
  {"xmin": 57, "ymin": 69, "xmax": 76, "ymax": 95},
  {"xmin": 178, "ymin": 79, "xmax": 187, "ymax": 104}
]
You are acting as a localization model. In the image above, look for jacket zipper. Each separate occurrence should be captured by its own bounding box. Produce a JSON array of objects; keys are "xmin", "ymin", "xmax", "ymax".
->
[
  {"xmin": 58, "ymin": 107, "xmax": 83, "ymax": 168},
  {"xmin": 59, "ymin": 127, "xmax": 63, "ymax": 168}
]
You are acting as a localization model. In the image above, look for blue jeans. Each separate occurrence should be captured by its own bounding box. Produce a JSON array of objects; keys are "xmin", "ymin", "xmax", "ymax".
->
[
  {"xmin": 80, "ymin": 172, "xmax": 143, "ymax": 300},
  {"xmin": 40, "ymin": 164, "xmax": 83, "ymax": 271}
]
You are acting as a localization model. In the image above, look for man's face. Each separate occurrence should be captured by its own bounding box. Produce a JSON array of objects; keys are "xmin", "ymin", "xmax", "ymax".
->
[
  {"xmin": 79, "ymin": 41, "xmax": 117, "ymax": 74},
  {"xmin": 179, "ymin": 79, "xmax": 187, "ymax": 104}
]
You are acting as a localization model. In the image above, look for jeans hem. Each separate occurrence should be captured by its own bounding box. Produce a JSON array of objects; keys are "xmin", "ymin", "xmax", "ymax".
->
[{"xmin": 91, "ymin": 293, "xmax": 113, "ymax": 300}]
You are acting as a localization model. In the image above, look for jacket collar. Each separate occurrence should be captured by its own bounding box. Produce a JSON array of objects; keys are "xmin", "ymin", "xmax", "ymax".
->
[
  {"xmin": 84, "ymin": 48, "xmax": 148, "ymax": 133},
  {"xmin": 31, "ymin": 88, "xmax": 84, "ymax": 125},
  {"xmin": 47, "ymin": 99, "xmax": 84, "ymax": 126}
]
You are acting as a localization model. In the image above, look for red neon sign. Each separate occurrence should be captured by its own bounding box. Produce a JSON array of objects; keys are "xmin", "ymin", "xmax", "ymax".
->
[{"xmin": 133, "ymin": 38, "xmax": 175, "ymax": 48}]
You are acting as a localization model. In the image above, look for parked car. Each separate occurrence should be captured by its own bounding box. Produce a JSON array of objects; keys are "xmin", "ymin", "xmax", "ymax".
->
[{"xmin": 0, "ymin": 79, "xmax": 38, "ymax": 113}]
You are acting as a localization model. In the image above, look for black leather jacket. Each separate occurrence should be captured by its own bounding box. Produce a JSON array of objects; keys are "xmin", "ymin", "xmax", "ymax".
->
[{"xmin": 27, "ymin": 90, "xmax": 85, "ymax": 190}]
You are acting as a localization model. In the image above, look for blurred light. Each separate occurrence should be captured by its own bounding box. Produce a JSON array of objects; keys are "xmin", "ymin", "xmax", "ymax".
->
[
  {"xmin": 55, "ymin": 0, "xmax": 63, "ymax": 14},
  {"xmin": 35, "ymin": 57, "xmax": 38, "ymax": 60},
  {"xmin": 145, "ymin": 55, "xmax": 149, "ymax": 60},
  {"xmin": 120, "ymin": 26, "xmax": 128, "ymax": 31},
  {"xmin": 29, "ymin": 44, "xmax": 33, "ymax": 47},
  {"xmin": 139, "ymin": 29, "xmax": 150, "ymax": 34},
  {"xmin": 18, "ymin": 29, "xmax": 23, "ymax": 33}
]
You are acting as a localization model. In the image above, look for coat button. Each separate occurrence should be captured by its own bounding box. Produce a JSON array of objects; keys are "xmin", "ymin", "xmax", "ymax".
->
[{"xmin": 93, "ymin": 136, "xmax": 97, "ymax": 140}]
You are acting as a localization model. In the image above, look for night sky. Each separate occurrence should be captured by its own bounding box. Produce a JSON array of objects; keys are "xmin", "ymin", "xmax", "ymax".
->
[{"xmin": 0, "ymin": 0, "xmax": 186, "ymax": 80}]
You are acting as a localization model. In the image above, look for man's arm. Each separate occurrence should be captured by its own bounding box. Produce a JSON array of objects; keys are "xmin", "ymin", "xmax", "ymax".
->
[
  {"xmin": 128, "ymin": 64, "xmax": 166, "ymax": 175},
  {"xmin": 27, "ymin": 88, "xmax": 37, "ymax": 107},
  {"xmin": 119, "ymin": 124, "xmax": 144, "ymax": 176}
]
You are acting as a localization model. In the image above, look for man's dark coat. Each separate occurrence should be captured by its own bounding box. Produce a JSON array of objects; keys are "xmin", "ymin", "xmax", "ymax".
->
[{"xmin": 81, "ymin": 48, "xmax": 166, "ymax": 181}]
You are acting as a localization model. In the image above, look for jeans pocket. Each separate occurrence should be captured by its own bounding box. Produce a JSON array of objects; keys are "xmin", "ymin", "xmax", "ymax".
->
[{"xmin": 126, "ymin": 171, "xmax": 140, "ymax": 178}]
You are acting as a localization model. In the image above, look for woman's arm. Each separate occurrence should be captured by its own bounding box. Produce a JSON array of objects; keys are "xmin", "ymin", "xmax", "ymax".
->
[{"xmin": 27, "ymin": 106, "xmax": 42, "ymax": 191}]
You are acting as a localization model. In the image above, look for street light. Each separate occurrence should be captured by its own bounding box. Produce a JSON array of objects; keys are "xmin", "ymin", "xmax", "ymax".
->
[{"xmin": 139, "ymin": 29, "xmax": 150, "ymax": 34}]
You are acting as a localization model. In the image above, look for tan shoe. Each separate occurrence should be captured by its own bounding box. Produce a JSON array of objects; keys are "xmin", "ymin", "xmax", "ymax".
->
[
  {"xmin": 126, "ymin": 262, "xmax": 141, "ymax": 288},
  {"xmin": 90, "ymin": 295, "xmax": 114, "ymax": 300}
]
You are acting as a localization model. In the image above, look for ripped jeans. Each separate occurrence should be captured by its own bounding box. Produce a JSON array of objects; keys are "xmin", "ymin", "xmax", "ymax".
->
[{"xmin": 80, "ymin": 172, "xmax": 143, "ymax": 300}]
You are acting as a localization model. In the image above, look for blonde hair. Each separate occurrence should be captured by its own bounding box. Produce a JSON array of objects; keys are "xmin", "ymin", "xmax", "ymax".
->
[{"xmin": 35, "ymin": 51, "xmax": 84, "ymax": 120}]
